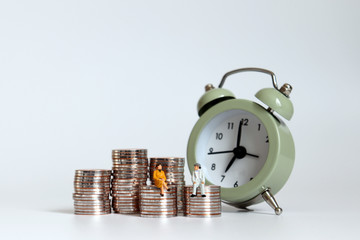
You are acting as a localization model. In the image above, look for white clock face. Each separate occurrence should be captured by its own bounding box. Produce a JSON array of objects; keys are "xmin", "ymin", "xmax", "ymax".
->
[{"xmin": 195, "ymin": 109, "xmax": 269, "ymax": 188}]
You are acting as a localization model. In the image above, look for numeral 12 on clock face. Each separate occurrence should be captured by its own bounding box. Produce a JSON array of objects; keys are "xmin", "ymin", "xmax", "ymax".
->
[{"xmin": 195, "ymin": 109, "xmax": 269, "ymax": 188}]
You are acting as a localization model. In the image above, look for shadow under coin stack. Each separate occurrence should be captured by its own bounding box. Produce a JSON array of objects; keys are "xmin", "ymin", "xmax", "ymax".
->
[
  {"xmin": 149, "ymin": 157, "xmax": 186, "ymax": 216},
  {"xmin": 139, "ymin": 185, "xmax": 177, "ymax": 218},
  {"xmin": 111, "ymin": 149, "xmax": 148, "ymax": 214},
  {"xmin": 73, "ymin": 169, "xmax": 112, "ymax": 215},
  {"xmin": 184, "ymin": 185, "xmax": 221, "ymax": 217}
]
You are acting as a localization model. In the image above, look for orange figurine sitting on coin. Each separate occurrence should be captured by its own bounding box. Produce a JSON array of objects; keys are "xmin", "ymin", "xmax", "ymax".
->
[{"xmin": 153, "ymin": 163, "xmax": 170, "ymax": 197}]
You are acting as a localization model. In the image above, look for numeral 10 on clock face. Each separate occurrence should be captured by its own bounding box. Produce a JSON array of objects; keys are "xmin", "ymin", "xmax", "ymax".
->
[{"xmin": 195, "ymin": 109, "xmax": 269, "ymax": 188}]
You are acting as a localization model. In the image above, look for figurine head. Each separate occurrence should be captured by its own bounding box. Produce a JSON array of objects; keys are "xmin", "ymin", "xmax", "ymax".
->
[
  {"xmin": 194, "ymin": 163, "xmax": 201, "ymax": 170},
  {"xmin": 156, "ymin": 163, "xmax": 162, "ymax": 170}
]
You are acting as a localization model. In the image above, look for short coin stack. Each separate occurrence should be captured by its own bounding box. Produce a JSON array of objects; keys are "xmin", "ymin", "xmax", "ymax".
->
[
  {"xmin": 73, "ymin": 169, "xmax": 112, "ymax": 215},
  {"xmin": 184, "ymin": 185, "xmax": 221, "ymax": 217},
  {"xmin": 150, "ymin": 157, "xmax": 185, "ymax": 185},
  {"xmin": 112, "ymin": 149, "xmax": 148, "ymax": 214},
  {"xmin": 139, "ymin": 185, "xmax": 177, "ymax": 218},
  {"xmin": 150, "ymin": 157, "xmax": 185, "ymax": 216}
]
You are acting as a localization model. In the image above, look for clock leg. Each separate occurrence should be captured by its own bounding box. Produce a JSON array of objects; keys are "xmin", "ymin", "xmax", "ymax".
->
[{"xmin": 261, "ymin": 188, "xmax": 283, "ymax": 215}]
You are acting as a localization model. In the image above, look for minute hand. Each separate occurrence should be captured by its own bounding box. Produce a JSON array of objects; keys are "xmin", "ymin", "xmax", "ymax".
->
[
  {"xmin": 208, "ymin": 150, "xmax": 233, "ymax": 155},
  {"xmin": 236, "ymin": 120, "xmax": 243, "ymax": 147}
]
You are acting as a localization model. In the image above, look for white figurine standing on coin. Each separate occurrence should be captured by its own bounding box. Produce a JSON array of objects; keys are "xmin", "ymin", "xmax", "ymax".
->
[{"xmin": 191, "ymin": 163, "xmax": 206, "ymax": 197}]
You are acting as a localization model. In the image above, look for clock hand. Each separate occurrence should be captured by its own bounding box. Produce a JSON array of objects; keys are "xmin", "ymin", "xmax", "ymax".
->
[
  {"xmin": 208, "ymin": 150, "xmax": 233, "ymax": 155},
  {"xmin": 236, "ymin": 120, "xmax": 243, "ymax": 147},
  {"xmin": 246, "ymin": 153, "xmax": 259, "ymax": 158},
  {"xmin": 224, "ymin": 155, "xmax": 237, "ymax": 173}
]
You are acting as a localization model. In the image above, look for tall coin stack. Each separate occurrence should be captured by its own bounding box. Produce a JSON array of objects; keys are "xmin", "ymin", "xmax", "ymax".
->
[
  {"xmin": 149, "ymin": 157, "xmax": 186, "ymax": 216},
  {"xmin": 139, "ymin": 185, "xmax": 177, "ymax": 218},
  {"xmin": 111, "ymin": 149, "xmax": 148, "ymax": 214},
  {"xmin": 73, "ymin": 169, "xmax": 112, "ymax": 215},
  {"xmin": 184, "ymin": 185, "xmax": 221, "ymax": 217}
]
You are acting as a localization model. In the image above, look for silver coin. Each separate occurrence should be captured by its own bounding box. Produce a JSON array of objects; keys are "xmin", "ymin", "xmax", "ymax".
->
[
  {"xmin": 113, "ymin": 173, "xmax": 148, "ymax": 177},
  {"xmin": 74, "ymin": 211, "xmax": 111, "ymax": 215},
  {"xmin": 112, "ymin": 201, "xmax": 139, "ymax": 205},
  {"xmin": 74, "ymin": 207, "xmax": 111, "ymax": 211},
  {"xmin": 112, "ymin": 148, "xmax": 147, "ymax": 152},
  {"xmin": 150, "ymin": 164, "xmax": 185, "ymax": 168},
  {"xmin": 74, "ymin": 176, "xmax": 111, "ymax": 181},
  {"xmin": 112, "ymin": 206, "xmax": 139, "ymax": 210},
  {"xmin": 112, "ymin": 203, "xmax": 138, "ymax": 207},
  {"xmin": 74, "ymin": 207, "xmax": 111, "ymax": 212},
  {"xmin": 112, "ymin": 168, "xmax": 148, "ymax": 172},
  {"xmin": 73, "ymin": 193, "xmax": 109, "ymax": 197},
  {"xmin": 113, "ymin": 208, "xmax": 139, "ymax": 212},
  {"xmin": 140, "ymin": 214, "xmax": 175, "ymax": 218},
  {"xmin": 112, "ymin": 158, "xmax": 148, "ymax": 162},
  {"xmin": 73, "ymin": 198, "xmax": 110, "ymax": 202},
  {"xmin": 111, "ymin": 188, "xmax": 139, "ymax": 192},
  {"xmin": 149, "ymin": 161, "xmax": 185, "ymax": 165},
  {"xmin": 140, "ymin": 211, "xmax": 176, "ymax": 215},
  {"xmin": 112, "ymin": 164, "xmax": 148, "ymax": 169},
  {"xmin": 74, "ymin": 190, "xmax": 111, "ymax": 194},
  {"xmin": 74, "ymin": 184, "xmax": 111, "ymax": 187},
  {"xmin": 150, "ymin": 157, "xmax": 184, "ymax": 161},
  {"xmin": 74, "ymin": 186, "xmax": 111, "ymax": 190},
  {"xmin": 185, "ymin": 214, "xmax": 221, "ymax": 218},
  {"xmin": 74, "ymin": 181, "xmax": 111, "ymax": 185},
  {"xmin": 112, "ymin": 154, "xmax": 147, "ymax": 158},
  {"xmin": 74, "ymin": 199, "xmax": 110, "ymax": 203},
  {"xmin": 112, "ymin": 179, "xmax": 146, "ymax": 184},
  {"xmin": 74, "ymin": 203, "xmax": 111, "ymax": 208},
  {"xmin": 140, "ymin": 204, "xmax": 175, "ymax": 208},
  {"xmin": 112, "ymin": 158, "xmax": 148, "ymax": 163},
  {"xmin": 75, "ymin": 169, "xmax": 112, "ymax": 174},
  {"xmin": 74, "ymin": 201, "xmax": 110, "ymax": 205}
]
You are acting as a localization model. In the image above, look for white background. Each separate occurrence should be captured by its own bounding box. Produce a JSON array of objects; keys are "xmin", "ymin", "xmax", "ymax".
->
[{"xmin": 0, "ymin": 0, "xmax": 359, "ymax": 239}]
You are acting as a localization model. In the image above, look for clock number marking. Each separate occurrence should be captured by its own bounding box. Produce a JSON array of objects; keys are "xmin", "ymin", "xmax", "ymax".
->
[
  {"xmin": 221, "ymin": 175, "xmax": 225, "ymax": 182},
  {"xmin": 266, "ymin": 136, "xmax": 269, "ymax": 143},
  {"xmin": 234, "ymin": 181, "xmax": 238, "ymax": 187},
  {"xmin": 258, "ymin": 124, "xmax": 261, "ymax": 131},
  {"xmin": 241, "ymin": 118, "xmax": 249, "ymax": 126},
  {"xmin": 227, "ymin": 122, "xmax": 234, "ymax": 130},
  {"xmin": 211, "ymin": 163, "xmax": 216, "ymax": 171},
  {"xmin": 216, "ymin": 132, "xmax": 223, "ymax": 140},
  {"xmin": 209, "ymin": 147, "xmax": 213, "ymax": 153}
]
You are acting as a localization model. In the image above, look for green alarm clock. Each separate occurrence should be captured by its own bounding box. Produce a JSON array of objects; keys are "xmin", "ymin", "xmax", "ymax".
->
[{"xmin": 187, "ymin": 68, "xmax": 295, "ymax": 215}]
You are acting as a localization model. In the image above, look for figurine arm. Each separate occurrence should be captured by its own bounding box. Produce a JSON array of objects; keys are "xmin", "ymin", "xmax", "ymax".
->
[
  {"xmin": 153, "ymin": 171, "xmax": 159, "ymax": 181},
  {"xmin": 201, "ymin": 170, "xmax": 205, "ymax": 183}
]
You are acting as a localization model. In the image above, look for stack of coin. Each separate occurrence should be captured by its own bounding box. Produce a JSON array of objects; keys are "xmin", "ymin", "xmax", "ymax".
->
[
  {"xmin": 175, "ymin": 184, "xmax": 185, "ymax": 216},
  {"xmin": 111, "ymin": 149, "xmax": 148, "ymax": 214},
  {"xmin": 139, "ymin": 185, "xmax": 177, "ymax": 218},
  {"xmin": 149, "ymin": 157, "xmax": 185, "ymax": 185},
  {"xmin": 149, "ymin": 157, "xmax": 185, "ymax": 216},
  {"xmin": 73, "ymin": 169, "xmax": 112, "ymax": 215},
  {"xmin": 184, "ymin": 185, "xmax": 221, "ymax": 217}
]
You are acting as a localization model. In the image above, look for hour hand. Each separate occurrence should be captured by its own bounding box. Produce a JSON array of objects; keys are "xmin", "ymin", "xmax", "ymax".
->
[{"xmin": 224, "ymin": 155, "xmax": 237, "ymax": 173}]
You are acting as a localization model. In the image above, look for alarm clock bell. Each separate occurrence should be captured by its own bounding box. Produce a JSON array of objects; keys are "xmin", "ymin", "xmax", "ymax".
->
[{"xmin": 198, "ymin": 68, "xmax": 294, "ymax": 121}]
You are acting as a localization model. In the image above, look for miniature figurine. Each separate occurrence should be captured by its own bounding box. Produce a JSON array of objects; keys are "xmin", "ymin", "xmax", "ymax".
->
[
  {"xmin": 153, "ymin": 163, "xmax": 170, "ymax": 197},
  {"xmin": 191, "ymin": 163, "xmax": 206, "ymax": 197}
]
